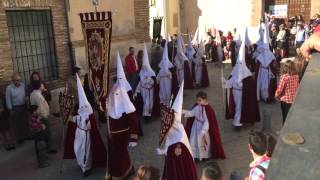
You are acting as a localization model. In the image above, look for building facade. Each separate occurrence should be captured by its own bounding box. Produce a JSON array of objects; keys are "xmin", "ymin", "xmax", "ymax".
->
[
  {"xmin": 0, "ymin": 0, "xmax": 151, "ymax": 91},
  {"xmin": 0, "ymin": 0, "xmax": 71, "ymax": 89}
]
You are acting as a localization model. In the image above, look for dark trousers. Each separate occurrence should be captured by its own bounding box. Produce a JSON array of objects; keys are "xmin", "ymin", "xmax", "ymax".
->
[
  {"xmin": 40, "ymin": 118, "xmax": 53, "ymax": 150},
  {"xmin": 34, "ymin": 131, "xmax": 49, "ymax": 166},
  {"xmin": 9, "ymin": 105, "xmax": 29, "ymax": 144},
  {"xmin": 280, "ymin": 101, "xmax": 292, "ymax": 124}
]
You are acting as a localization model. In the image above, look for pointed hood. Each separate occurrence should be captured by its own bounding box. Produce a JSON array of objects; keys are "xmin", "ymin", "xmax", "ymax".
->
[
  {"xmin": 175, "ymin": 34, "xmax": 189, "ymax": 62},
  {"xmin": 76, "ymin": 74, "xmax": 93, "ymax": 120},
  {"xmin": 256, "ymin": 17, "xmax": 275, "ymax": 67},
  {"xmin": 172, "ymin": 81, "xmax": 184, "ymax": 117},
  {"xmin": 107, "ymin": 82, "xmax": 136, "ymax": 119},
  {"xmin": 244, "ymin": 27, "xmax": 251, "ymax": 47},
  {"xmin": 231, "ymin": 31, "xmax": 252, "ymax": 84},
  {"xmin": 178, "ymin": 35, "xmax": 186, "ymax": 53},
  {"xmin": 195, "ymin": 40, "xmax": 205, "ymax": 59},
  {"xmin": 158, "ymin": 81, "xmax": 193, "ymax": 156},
  {"xmin": 159, "ymin": 40, "xmax": 173, "ymax": 70},
  {"xmin": 186, "ymin": 36, "xmax": 196, "ymax": 60},
  {"xmin": 192, "ymin": 28, "xmax": 200, "ymax": 45},
  {"xmin": 116, "ymin": 51, "xmax": 132, "ymax": 92},
  {"xmin": 216, "ymin": 30, "xmax": 222, "ymax": 45},
  {"xmin": 140, "ymin": 43, "xmax": 156, "ymax": 79}
]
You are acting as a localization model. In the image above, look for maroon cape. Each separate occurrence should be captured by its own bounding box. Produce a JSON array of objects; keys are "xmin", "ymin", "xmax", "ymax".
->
[
  {"xmin": 185, "ymin": 104, "xmax": 226, "ymax": 159},
  {"xmin": 63, "ymin": 114, "xmax": 107, "ymax": 168},
  {"xmin": 108, "ymin": 112, "xmax": 138, "ymax": 179},
  {"xmin": 201, "ymin": 62, "xmax": 210, "ymax": 88},
  {"xmin": 254, "ymin": 60, "xmax": 278, "ymax": 103},
  {"xmin": 225, "ymin": 76, "xmax": 260, "ymax": 124},
  {"xmin": 184, "ymin": 61, "xmax": 195, "ymax": 89},
  {"xmin": 171, "ymin": 67, "xmax": 179, "ymax": 101},
  {"xmin": 162, "ymin": 142, "xmax": 197, "ymax": 180}
]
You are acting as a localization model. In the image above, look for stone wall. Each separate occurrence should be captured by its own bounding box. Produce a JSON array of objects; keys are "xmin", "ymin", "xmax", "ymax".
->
[
  {"xmin": 0, "ymin": 0, "xmax": 71, "ymax": 90},
  {"xmin": 68, "ymin": 0, "xmax": 150, "ymax": 74}
]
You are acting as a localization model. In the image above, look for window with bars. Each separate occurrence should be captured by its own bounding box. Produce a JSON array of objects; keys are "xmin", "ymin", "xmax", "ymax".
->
[{"xmin": 6, "ymin": 10, "xmax": 58, "ymax": 84}]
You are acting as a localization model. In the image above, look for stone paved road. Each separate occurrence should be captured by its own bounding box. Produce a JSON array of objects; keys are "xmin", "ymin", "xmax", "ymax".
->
[{"xmin": 0, "ymin": 62, "xmax": 282, "ymax": 180}]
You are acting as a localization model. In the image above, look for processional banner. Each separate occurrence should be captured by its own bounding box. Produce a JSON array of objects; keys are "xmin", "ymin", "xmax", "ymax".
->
[
  {"xmin": 159, "ymin": 104, "xmax": 175, "ymax": 146},
  {"xmin": 80, "ymin": 11, "xmax": 112, "ymax": 111}
]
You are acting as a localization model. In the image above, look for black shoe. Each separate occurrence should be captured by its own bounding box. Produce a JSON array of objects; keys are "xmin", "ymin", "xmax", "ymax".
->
[
  {"xmin": 83, "ymin": 169, "xmax": 92, "ymax": 177},
  {"xmin": 234, "ymin": 126, "xmax": 242, "ymax": 132},
  {"xmin": 4, "ymin": 145, "xmax": 15, "ymax": 151},
  {"xmin": 47, "ymin": 149, "xmax": 58, "ymax": 154},
  {"xmin": 39, "ymin": 162, "xmax": 50, "ymax": 168}
]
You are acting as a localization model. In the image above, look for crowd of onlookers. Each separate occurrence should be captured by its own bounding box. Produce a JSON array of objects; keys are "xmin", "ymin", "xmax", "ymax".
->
[{"xmin": 0, "ymin": 71, "xmax": 57, "ymax": 168}]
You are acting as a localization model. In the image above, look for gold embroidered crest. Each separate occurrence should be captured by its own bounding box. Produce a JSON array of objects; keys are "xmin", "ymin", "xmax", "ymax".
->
[{"xmin": 174, "ymin": 144, "xmax": 182, "ymax": 156}]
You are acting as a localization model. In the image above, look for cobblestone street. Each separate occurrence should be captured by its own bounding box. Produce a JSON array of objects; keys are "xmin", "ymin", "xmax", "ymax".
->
[{"xmin": 0, "ymin": 62, "xmax": 283, "ymax": 180}]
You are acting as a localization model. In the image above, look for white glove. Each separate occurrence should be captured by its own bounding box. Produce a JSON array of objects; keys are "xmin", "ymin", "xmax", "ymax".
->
[
  {"xmin": 157, "ymin": 148, "xmax": 165, "ymax": 155},
  {"xmin": 128, "ymin": 142, "xmax": 137, "ymax": 147}
]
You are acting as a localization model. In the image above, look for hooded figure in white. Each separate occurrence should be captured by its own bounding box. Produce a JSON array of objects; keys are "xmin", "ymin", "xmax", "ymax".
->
[
  {"xmin": 135, "ymin": 43, "xmax": 156, "ymax": 117},
  {"xmin": 193, "ymin": 41, "xmax": 205, "ymax": 85},
  {"xmin": 186, "ymin": 35, "xmax": 196, "ymax": 72},
  {"xmin": 157, "ymin": 41, "xmax": 174, "ymax": 106},
  {"xmin": 158, "ymin": 81, "xmax": 197, "ymax": 180},
  {"xmin": 174, "ymin": 35, "xmax": 189, "ymax": 86},
  {"xmin": 72, "ymin": 74, "xmax": 94, "ymax": 173},
  {"xmin": 256, "ymin": 17, "xmax": 276, "ymax": 102},
  {"xmin": 158, "ymin": 81, "xmax": 192, "ymax": 155},
  {"xmin": 225, "ymin": 30, "xmax": 252, "ymax": 127},
  {"xmin": 116, "ymin": 51, "xmax": 132, "ymax": 93}
]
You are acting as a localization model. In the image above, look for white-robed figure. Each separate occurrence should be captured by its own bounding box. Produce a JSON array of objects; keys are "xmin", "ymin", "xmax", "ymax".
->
[
  {"xmin": 225, "ymin": 29, "xmax": 252, "ymax": 127},
  {"xmin": 158, "ymin": 81, "xmax": 198, "ymax": 180},
  {"xmin": 174, "ymin": 35, "xmax": 189, "ymax": 86},
  {"xmin": 193, "ymin": 41, "xmax": 205, "ymax": 85},
  {"xmin": 116, "ymin": 51, "xmax": 132, "ymax": 93},
  {"xmin": 157, "ymin": 41, "xmax": 174, "ymax": 106},
  {"xmin": 73, "ymin": 74, "xmax": 94, "ymax": 173},
  {"xmin": 184, "ymin": 105, "xmax": 210, "ymax": 160},
  {"xmin": 256, "ymin": 18, "xmax": 276, "ymax": 102},
  {"xmin": 186, "ymin": 36, "xmax": 196, "ymax": 72},
  {"xmin": 215, "ymin": 31, "xmax": 224, "ymax": 62},
  {"xmin": 135, "ymin": 43, "xmax": 156, "ymax": 117}
]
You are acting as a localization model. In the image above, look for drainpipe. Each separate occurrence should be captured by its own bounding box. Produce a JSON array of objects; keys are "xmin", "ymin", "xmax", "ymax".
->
[{"xmin": 63, "ymin": 0, "xmax": 75, "ymax": 75}]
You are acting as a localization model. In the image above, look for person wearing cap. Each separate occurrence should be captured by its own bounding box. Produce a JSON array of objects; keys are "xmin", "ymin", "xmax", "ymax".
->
[
  {"xmin": 157, "ymin": 41, "xmax": 174, "ymax": 107},
  {"xmin": 106, "ymin": 68, "xmax": 139, "ymax": 179},
  {"xmin": 134, "ymin": 43, "xmax": 157, "ymax": 120},
  {"xmin": 158, "ymin": 81, "xmax": 197, "ymax": 180},
  {"xmin": 224, "ymin": 28, "xmax": 260, "ymax": 131},
  {"xmin": 63, "ymin": 74, "xmax": 107, "ymax": 177}
]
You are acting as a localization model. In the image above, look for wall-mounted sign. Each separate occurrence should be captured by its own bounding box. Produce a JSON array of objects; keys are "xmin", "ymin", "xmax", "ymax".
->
[{"xmin": 269, "ymin": 4, "xmax": 288, "ymax": 18}]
